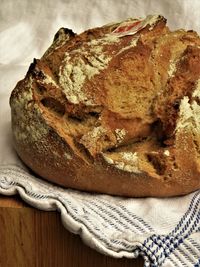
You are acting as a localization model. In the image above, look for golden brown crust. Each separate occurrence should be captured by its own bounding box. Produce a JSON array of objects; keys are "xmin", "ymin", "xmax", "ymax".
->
[{"xmin": 10, "ymin": 15, "xmax": 200, "ymax": 197}]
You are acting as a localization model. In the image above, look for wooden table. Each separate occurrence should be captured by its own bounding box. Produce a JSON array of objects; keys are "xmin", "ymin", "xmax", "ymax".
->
[{"xmin": 0, "ymin": 195, "xmax": 144, "ymax": 267}]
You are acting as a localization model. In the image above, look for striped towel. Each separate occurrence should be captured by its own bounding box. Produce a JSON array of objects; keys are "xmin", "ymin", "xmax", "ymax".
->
[{"xmin": 0, "ymin": 165, "xmax": 199, "ymax": 267}]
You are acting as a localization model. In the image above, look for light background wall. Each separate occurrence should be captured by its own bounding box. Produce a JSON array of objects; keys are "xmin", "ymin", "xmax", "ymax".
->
[{"xmin": 1, "ymin": 0, "xmax": 200, "ymax": 65}]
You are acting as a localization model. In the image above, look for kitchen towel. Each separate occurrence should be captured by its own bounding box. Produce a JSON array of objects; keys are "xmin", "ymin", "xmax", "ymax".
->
[{"xmin": 0, "ymin": 165, "xmax": 199, "ymax": 266}]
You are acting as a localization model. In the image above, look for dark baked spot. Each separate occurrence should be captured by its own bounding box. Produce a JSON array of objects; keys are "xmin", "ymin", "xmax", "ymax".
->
[
  {"xmin": 163, "ymin": 174, "xmax": 171, "ymax": 181},
  {"xmin": 27, "ymin": 58, "xmax": 37, "ymax": 73},
  {"xmin": 73, "ymin": 139, "xmax": 94, "ymax": 164},
  {"xmin": 36, "ymin": 85, "xmax": 47, "ymax": 95},
  {"xmin": 41, "ymin": 97, "xmax": 65, "ymax": 116},
  {"xmin": 88, "ymin": 112, "xmax": 99, "ymax": 118},
  {"xmin": 151, "ymin": 120, "xmax": 166, "ymax": 144},
  {"xmin": 147, "ymin": 153, "xmax": 166, "ymax": 175},
  {"xmin": 68, "ymin": 115, "xmax": 83, "ymax": 123},
  {"xmin": 172, "ymin": 98, "xmax": 181, "ymax": 110},
  {"xmin": 173, "ymin": 161, "xmax": 178, "ymax": 170},
  {"xmin": 27, "ymin": 59, "xmax": 45, "ymax": 80},
  {"xmin": 32, "ymin": 69, "xmax": 45, "ymax": 80}
]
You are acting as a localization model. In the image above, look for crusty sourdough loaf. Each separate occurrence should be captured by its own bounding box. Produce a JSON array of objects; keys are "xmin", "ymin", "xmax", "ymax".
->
[{"xmin": 10, "ymin": 15, "xmax": 200, "ymax": 197}]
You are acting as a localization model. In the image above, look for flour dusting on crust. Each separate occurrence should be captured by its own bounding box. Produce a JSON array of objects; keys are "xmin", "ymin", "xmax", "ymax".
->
[
  {"xmin": 12, "ymin": 77, "xmax": 50, "ymax": 144},
  {"xmin": 59, "ymin": 35, "xmax": 120, "ymax": 106},
  {"xmin": 102, "ymin": 151, "xmax": 141, "ymax": 173},
  {"xmin": 115, "ymin": 128, "xmax": 127, "ymax": 143},
  {"xmin": 176, "ymin": 96, "xmax": 200, "ymax": 132}
]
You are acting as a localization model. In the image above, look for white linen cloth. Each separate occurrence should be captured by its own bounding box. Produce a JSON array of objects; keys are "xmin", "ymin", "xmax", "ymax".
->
[{"xmin": 0, "ymin": 1, "xmax": 200, "ymax": 266}]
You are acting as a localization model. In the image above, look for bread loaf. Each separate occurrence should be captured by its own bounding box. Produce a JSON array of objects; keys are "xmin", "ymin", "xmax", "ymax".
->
[{"xmin": 10, "ymin": 15, "xmax": 200, "ymax": 197}]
